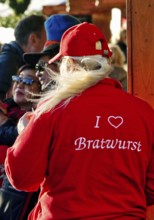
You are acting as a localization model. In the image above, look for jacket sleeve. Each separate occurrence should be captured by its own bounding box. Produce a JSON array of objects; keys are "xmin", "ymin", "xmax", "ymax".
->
[
  {"xmin": 5, "ymin": 112, "xmax": 54, "ymax": 192},
  {"xmin": 0, "ymin": 145, "xmax": 8, "ymax": 164},
  {"xmin": 0, "ymin": 119, "xmax": 18, "ymax": 146}
]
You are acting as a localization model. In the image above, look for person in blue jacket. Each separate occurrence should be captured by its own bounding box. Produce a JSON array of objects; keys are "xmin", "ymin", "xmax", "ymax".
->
[{"xmin": 0, "ymin": 14, "xmax": 46, "ymax": 101}]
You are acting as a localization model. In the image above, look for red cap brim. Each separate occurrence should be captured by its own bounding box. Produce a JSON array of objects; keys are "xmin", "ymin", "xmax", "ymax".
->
[{"xmin": 48, "ymin": 52, "xmax": 62, "ymax": 64}]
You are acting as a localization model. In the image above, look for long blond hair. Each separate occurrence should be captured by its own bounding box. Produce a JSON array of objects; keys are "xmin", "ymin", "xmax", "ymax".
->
[
  {"xmin": 110, "ymin": 44, "xmax": 125, "ymax": 67},
  {"xmin": 35, "ymin": 55, "xmax": 112, "ymax": 117}
]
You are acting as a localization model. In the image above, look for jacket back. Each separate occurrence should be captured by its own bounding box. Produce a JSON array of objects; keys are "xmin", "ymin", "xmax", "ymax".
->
[{"xmin": 0, "ymin": 41, "xmax": 25, "ymax": 100}]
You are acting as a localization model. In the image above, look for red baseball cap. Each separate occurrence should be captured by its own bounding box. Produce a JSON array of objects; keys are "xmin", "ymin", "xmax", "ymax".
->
[{"xmin": 49, "ymin": 22, "xmax": 112, "ymax": 64}]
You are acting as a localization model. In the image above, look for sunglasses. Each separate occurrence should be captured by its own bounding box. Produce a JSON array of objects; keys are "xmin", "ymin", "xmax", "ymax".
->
[
  {"xmin": 35, "ymin": 61, "xmax": 48, "ymax": 73},
  {"xmin": 35, "ymin": 61, "xmax": 60, "ymax": 73},
  {"xmin": 12, "ymin": 75, "xmax": 38, "ymax": 85}
]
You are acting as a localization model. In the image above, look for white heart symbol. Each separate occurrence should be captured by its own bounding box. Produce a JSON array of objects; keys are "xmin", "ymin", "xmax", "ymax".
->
[{"xmin": 108, "ymin": 116, "xmax": 123, "ymax": 129}]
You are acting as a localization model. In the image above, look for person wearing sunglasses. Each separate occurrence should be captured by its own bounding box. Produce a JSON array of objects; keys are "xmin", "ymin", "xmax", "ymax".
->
[
  {"xmin": 0, "ymin": 64, "xmax": 41, "ymax": 145},
  {"xmin": 0, "ymin": 64, "xmax": 41, "ymax": 220},
  {"xmin": 11, "ymin": 68, "xmax": 41, "ymax": 109},
  {"xmin": 34, "ymin": 45, "xmax": 60, "ymax": 91},
  {"xmin": 24, "ymin": 41, "xmax": 60, "ymax": 92}
]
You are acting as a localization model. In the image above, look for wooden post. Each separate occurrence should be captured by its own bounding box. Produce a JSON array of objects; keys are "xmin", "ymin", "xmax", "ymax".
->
[
  {"xmin": 127, "ymin": 0, "xmax": 154, "ymax": 109},
  {"xmin": 127, "ymin": 0, "xmax": 154, "ymax": 218}
]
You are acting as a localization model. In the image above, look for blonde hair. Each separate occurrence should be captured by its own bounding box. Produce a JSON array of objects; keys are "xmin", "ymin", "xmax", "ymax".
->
[
  {"xmin": 35, "ymin": 55, "xmax": 112, "ymax": 117},
  {"xmin": 110, "ymin": 44, "xmax": 125, "ymax": 67}
]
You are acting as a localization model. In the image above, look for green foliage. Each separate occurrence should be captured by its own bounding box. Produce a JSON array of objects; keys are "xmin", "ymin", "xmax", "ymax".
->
[
  {"xmin": 0, "ymin": 14, "xmax": 24, "ymax": 28},
  {"xmin": 9, "ymin": 0, "xmax": 31, "ymax": 15},
  {"xmin": 0, "ymin": 0, "xmax": 44, "ymax": 28},
  {"xmin": 0, "ymin": 0, "xmax": 6, "ymax": 3},
  {"xmin": 0, "ymin": 12, "xmax": 43, "ymax": 28},
  {"xmin": 0, "ymin": 0, "xmax": 42, "ymax": 28},
  {"xmin": 0, "ymin": 0, "xmax": 31, "ymax": 15}
]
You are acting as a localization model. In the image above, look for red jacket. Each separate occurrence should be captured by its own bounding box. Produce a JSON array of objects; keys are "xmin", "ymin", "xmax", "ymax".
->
[{"xmin": 5, "ymin": 78, "xmax": 154, "ymax": 220}]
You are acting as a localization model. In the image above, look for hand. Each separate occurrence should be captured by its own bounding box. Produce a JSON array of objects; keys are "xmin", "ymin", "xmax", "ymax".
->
[{"xmin": 17, "ymin": 112, "xmax": 34, "ymax": 134}]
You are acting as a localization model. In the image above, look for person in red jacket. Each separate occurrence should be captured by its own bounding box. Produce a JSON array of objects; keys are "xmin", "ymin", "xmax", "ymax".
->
[{"xmin": 5, "ymin": 22, "xmax": 154, "ymax": 220}]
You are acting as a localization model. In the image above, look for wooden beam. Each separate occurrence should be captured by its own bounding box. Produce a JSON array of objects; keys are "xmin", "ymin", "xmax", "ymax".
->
[{"xmin": 42, "ymin": 0, "xmax": 126, "ymax": 16}]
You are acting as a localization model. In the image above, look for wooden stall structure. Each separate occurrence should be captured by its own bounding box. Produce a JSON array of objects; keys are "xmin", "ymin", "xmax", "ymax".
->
[
  {"xmin": 42, "ymin": 0, "xmax": 126, "ymax": 43},
  {"xmin": 127, "ymin": 1, "xmax": 154, "ymax": 216},
  {"xmin": 127, "ymin": 0, "xmax": 154, "ymax": 108}
]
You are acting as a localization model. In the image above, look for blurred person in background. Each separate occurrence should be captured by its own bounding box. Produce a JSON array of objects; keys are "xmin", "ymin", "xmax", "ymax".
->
[
  {"xmin": 116, "ymin": 29, "xmax": 127, "ymax": 63},
  {"xmin": 0, "ymin": 15, "xmax": 46, "ymax": 101},
  {"xmin": 109, "ymin": 44, "xmax": 127, "ymax": 91}
]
